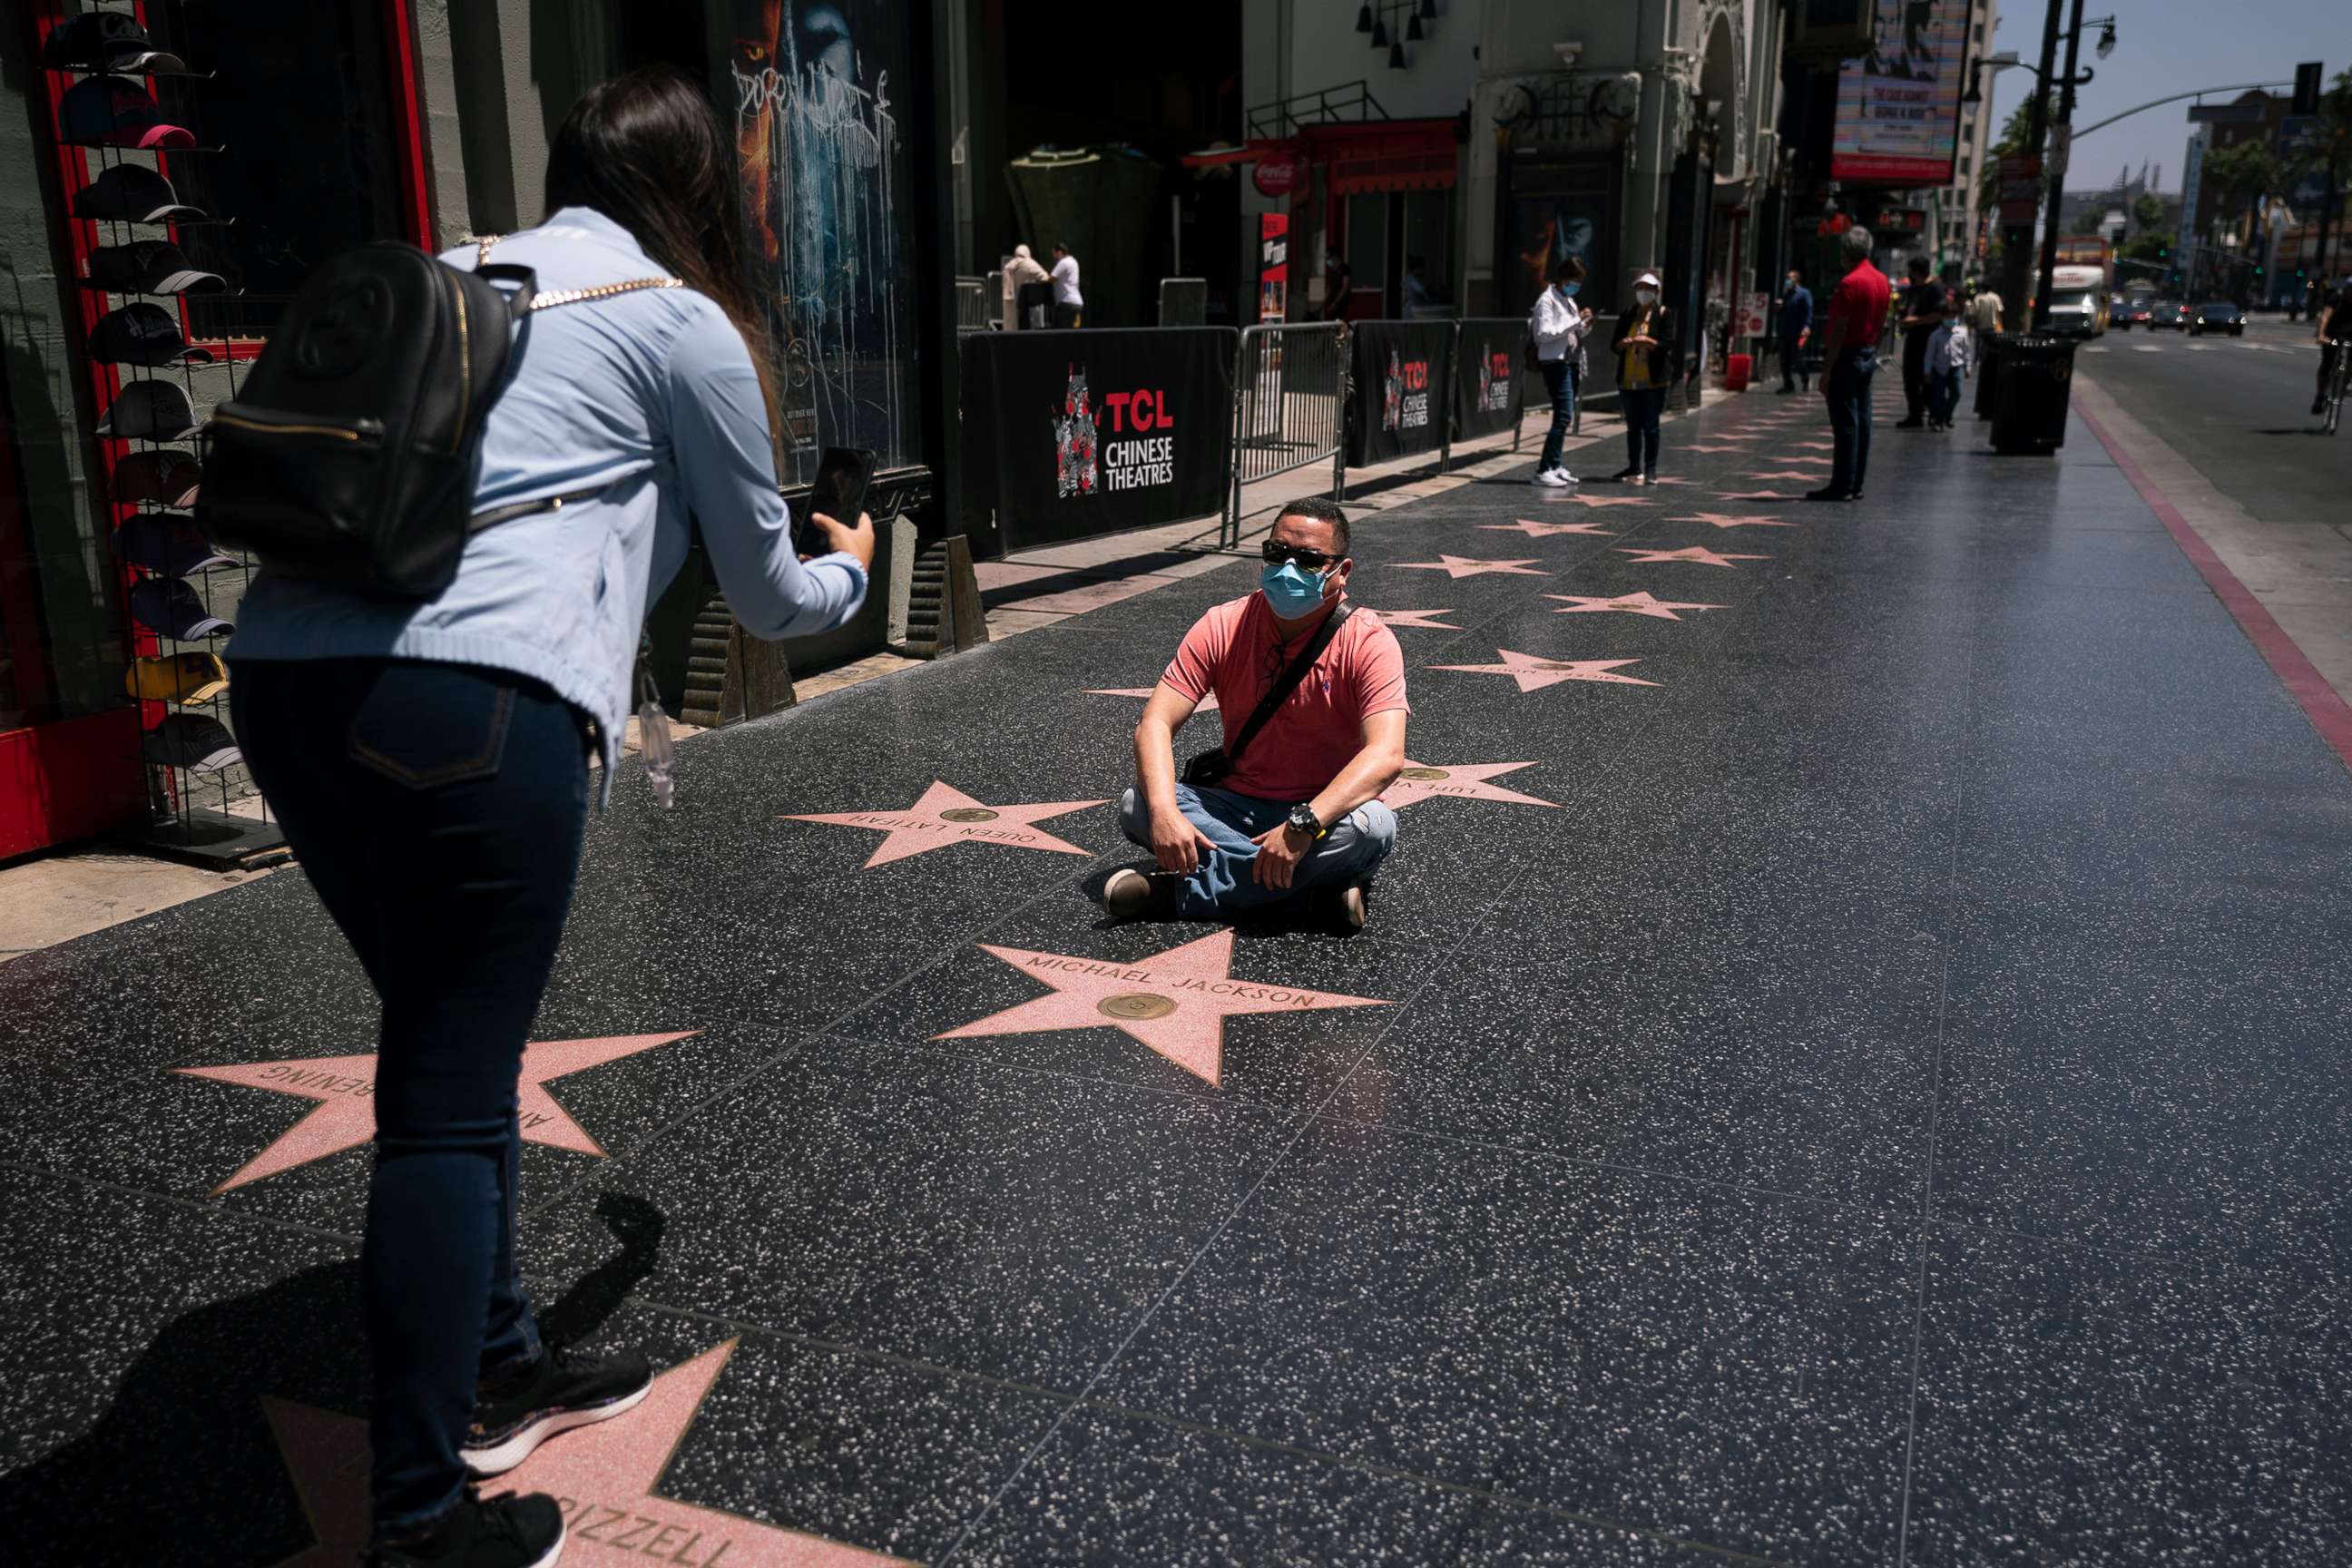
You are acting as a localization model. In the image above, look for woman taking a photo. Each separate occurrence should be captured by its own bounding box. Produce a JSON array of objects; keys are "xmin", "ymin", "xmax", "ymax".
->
[
  {"xmin": 227, "ymin": 68, "xmax": 873, "ymax": 1567},
  {"xmin": 1528, "ymin": 254, "xmax": 1593, "ymax": 486},
  {"xmin": 1609, "ymin": 269, "xmax": 1675, "ymax": 485}
]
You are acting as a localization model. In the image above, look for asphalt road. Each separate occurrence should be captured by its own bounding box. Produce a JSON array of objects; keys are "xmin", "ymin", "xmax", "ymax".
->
[{"xmin": 2075, "ymin": 316, "xmax": 2349, "ymax": 524}]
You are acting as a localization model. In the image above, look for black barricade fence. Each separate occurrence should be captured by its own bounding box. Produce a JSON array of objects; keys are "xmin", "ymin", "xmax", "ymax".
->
[
  {"xmin": 961, "ymin": 328, "xmax": 1237, "ymax": 558},
  {"xmin": 1454, "ymin": 318, "xmax": 1527, "ymax": 442},
  {"xmin": 1347, "ymin": 321, "xmax": 1455, "ymax": 467}
]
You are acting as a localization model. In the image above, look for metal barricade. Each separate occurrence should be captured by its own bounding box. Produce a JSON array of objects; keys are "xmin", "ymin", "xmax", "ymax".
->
[
  {"xmin": 1159, "ymin": 277, "xmax": 1209, "ymax": 326},
  {"xmin": 954, "ymin": 276, "xmax": 992, "ymax": 332},
  {"xmin": 1222, "ymin": 321, "xmax": 1348, "ymax": 547}
]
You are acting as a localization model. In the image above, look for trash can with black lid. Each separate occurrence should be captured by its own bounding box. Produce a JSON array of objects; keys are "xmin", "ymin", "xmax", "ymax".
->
[{"xmin": 1990, "ymin": 334, "xmax": 2075, "ymax": 454}]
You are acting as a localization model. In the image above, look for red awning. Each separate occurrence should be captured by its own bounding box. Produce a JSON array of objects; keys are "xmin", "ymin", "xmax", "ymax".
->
[{"xmin": 1302, "ymin": 119, "xmax": 1459, "ymax": 196}]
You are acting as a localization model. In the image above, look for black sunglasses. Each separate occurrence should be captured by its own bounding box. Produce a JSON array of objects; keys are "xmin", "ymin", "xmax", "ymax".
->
[{"xmin": 1261, "ymin": 539, "xmax": 1338, "ymax": 572}]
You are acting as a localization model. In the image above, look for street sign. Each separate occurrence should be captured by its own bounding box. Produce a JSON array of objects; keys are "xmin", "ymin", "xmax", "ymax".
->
[
  {"xmin": 1999, "ymin": 152, "xmax": 2042, "ymax": 227},
  {"xmin": 2293, "ymin": 61, "xmax": 2323, "ymax": 117},
  {"xmin": 2048, "ymin": 125, "xmax": 2070, "ymax": 181}
]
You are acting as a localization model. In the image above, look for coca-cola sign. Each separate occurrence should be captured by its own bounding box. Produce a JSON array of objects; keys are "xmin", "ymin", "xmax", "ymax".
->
[{"xmin": 1254, "ymin": 151, "xmax": 1304, "ymax": 198}]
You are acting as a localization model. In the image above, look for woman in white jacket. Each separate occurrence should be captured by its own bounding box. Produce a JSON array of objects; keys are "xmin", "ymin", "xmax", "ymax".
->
[{"xmin": 1530, "ymin": 255, "xmax": 1594, "ymax": 485}]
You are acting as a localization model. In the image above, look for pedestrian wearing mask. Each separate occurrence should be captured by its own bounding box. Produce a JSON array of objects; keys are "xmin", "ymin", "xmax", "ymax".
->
[
  {"xmin": 1808, "ymin": 224, "xmax": 1891, "ymax": 503},
  {"xmin": 1003, "ymin": 242, "xmax": 1050, "ymax": 330},
  {"xmin": 1609, "ymin": 270, "xmax": 1674, "ymax": 484},
  {"xmin": 225, "ymin": 68, "xmax": 875, "ymax": 1567},
  {"xmin": 1529, "ymin": 254, "xmax": 1594, "ymax": 486}
]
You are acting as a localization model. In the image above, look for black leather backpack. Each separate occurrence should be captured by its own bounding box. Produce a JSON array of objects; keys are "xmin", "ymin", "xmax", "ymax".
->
[{"xmin": 197, "ymin": 237, "xmax": 676, "ymax": 600}]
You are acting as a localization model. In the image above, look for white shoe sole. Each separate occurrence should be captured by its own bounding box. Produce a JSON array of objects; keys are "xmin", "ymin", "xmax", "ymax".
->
[
  {"xmin": 462, "ymin": 1381, "xmax": 652, "ymax": 1476},
  {"xmin": 526, "ymin": 1533, "xmax": 565, "ymax": 1568},
  {"xmin": 1529, "ymin": 472, "xmax": 1567, "ymax": 487}
]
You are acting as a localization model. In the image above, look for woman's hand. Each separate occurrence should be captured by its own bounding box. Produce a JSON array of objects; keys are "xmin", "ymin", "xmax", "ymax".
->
[{"xmin": 808, "ymin": 510, "xmax": 877, "ymax": 571}]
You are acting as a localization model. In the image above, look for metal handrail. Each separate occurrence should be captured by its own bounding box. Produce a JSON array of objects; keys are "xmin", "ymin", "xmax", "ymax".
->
[{"xmin": 1245, "ymin": 80, "xmax": 1391, "ymax": 139}]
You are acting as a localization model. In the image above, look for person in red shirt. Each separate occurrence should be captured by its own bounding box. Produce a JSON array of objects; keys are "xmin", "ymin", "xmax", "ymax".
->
[
  {"xmin": 1108, "ymin": 496, "xmax": 1408, "ymax": 930},
  {"xmin": 1808, "ymin": 224, "xmax": 1892, "ymax": 503}
]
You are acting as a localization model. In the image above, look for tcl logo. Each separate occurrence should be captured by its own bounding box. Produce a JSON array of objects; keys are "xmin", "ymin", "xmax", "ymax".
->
[
  {"xmin": 1100, "ymin": 389, "xmax": 1177, "ymax": 432},
  {"xmin": 1397, "ymin": 360, "xmax": 1430, "ymax": 391}
]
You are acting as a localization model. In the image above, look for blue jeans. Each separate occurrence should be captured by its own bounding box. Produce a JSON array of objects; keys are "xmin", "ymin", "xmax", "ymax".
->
[
  {"xmin": 1779, "ymin": 332, "xmax": 1808, "ymax": 390},
  {"xmin": 230, "ymin": 658, "xmax": 589, "ymax": 1535},
  {"xmin": 1621, "ymin": 386, "xmax": 1666, "ymax": 476},
  {"xmin": 1823, "ymin": 347, "xmax": 1877, "ymax": 494},
  {"xmin": 1538, "ymin": 358, "xmax": 1578, "ymax": 472},
  {"xmin": 1118, "ymin": 783, "xmax": 1396, "ymax": 920}
]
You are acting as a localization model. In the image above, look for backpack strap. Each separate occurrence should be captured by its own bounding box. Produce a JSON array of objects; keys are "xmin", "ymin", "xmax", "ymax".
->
[
  {"xmin": 1223, "ymin": 602, "xmax": 1354, "ymax": 772},
  {"xmin": 473, "ymin": 231, "xmax": 681, "ymax": 314}
]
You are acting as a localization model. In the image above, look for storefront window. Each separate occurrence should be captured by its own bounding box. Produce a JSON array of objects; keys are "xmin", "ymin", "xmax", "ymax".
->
[{"xmin": 716, "ymin": 0, "xmax": 923, "ymax": 485}]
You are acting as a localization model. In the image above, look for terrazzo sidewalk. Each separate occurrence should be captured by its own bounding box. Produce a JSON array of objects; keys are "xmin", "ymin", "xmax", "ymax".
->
[{"xmin": 5, "ymin": 376, "xmax": 2350, "ymax": 1566}]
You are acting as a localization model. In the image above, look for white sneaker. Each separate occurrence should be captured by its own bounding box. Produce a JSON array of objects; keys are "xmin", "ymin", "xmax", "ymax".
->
[
  {"xmin": 1555, "ymin": 466, "xmax": 1577, "ymax": 484},
  {"xmin": 1530, "ymin": 467, "xmax": 1569, "ymax": 487}
]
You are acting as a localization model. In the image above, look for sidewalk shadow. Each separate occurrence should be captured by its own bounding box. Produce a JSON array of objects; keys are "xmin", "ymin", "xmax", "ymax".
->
[{"xmin": 0, "ymin": 1193, "xmax": 663, "ymax": 1563}]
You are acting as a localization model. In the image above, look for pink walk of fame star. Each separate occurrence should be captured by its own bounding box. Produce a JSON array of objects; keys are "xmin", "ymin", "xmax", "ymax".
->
[
  {"xmin": 782, "ymin": 780, "xmax": 1103, "ymax": 868},
  {"xmin": 1683, "ymin": 443, "xmax": 1755, "ymax": 454},
  {"xmin": 1749, "ymin": 470, "xmax": 1826, "ymax": 481},
  {"xmin": 1361, "ymin": 608, "xmax": 1462, "ymax": 629},
  {"xmin": 1670, "ymin": 512, "xmax": 1801, "ymax": 529},
  {"xmin": 1480, "ymin": 518, "xmax": 1614, "ymax": 538},
  {"xmin": 1617, "ymin": 545, "xmax": 1769, "ymax": 568},
  {"xmin": 1428, "ymin": 649, "xmax": 1660, "ymax": 692},
  {"xmin": 177, "ymin": 1034, "xmax": 696, "ymax": 1193},
  {"xmin": 1793, "ymin": 439, "xmax": 1837, "ymax": 449},
  {"xmin": 1382, "ymin": 760, "xmax": 1557, "ymax": 812},
  {"xmin": 1562, "ymin": 493, "xmax": 1649, "ymax": 508},
  {"xmin": 1716, "ymin": 491, "xmax": 1798, "ymax": 502},
  {"xmin": 264, "ymin": 1341, "xmax": 907, "ymax": 1566},
  {"xmin": 1088, "ymin": 688, "xmax": 1221, "ymax": 710},
  {"xmin": 1392, "ymin": 554, "xmax": 1548, "ymax": 579},
  {"xmin": 936, "ymin": 929, "xmax": 1389, "ymax": 1086},
  {"xmin": 1545, "ymin": 591, "xmax": 1726, "ymax": 620}
]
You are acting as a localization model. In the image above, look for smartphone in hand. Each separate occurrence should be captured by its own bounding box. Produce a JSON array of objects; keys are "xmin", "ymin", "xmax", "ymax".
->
[{"xmin": 791, "ymin": 446, "xmax": 876, "ymax": 558}]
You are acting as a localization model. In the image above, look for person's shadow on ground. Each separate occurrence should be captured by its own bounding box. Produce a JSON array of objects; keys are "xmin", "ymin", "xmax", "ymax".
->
[{"xmin": 0, "ymin": 1193, "xmax": 662, "ymax": 1564}]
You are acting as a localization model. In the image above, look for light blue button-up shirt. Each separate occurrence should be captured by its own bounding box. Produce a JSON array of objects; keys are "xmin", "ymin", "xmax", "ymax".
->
[{"xmin": 229, "ymin": 207, "xmax": 868, "ymax": 799}]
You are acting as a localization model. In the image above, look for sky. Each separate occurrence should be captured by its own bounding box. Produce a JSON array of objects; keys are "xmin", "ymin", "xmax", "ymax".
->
[{"xmin": 1983, "ymin": 0, "xmax": 2335, "ymax": 195}]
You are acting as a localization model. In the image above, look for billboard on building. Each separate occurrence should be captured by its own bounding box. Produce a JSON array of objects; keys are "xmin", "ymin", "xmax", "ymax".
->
[{"xmin": 1829, "ymin": 0, "xmax": 1969, "ymax": 185}]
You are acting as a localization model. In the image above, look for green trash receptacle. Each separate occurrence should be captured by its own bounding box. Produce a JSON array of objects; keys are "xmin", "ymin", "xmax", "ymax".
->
[{"xmin": 1991, "ymin": 334, "xmax": 2075, "ymax": 454}]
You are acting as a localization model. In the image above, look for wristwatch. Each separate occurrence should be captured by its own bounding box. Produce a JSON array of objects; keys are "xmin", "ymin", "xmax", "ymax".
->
[{"xmin": 1285, "ymin": 804, "xmax": 1325, "ymax": 839}]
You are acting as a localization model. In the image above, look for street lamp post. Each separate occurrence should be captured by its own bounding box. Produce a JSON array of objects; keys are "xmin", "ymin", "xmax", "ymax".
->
[
  {"xmin": 2031, "ymin": 7, "xmax": 2116, "ymax": 328},
  {"xmin": 1996, "ymin": 0, "xmax": 2068, "ymax": 331}
]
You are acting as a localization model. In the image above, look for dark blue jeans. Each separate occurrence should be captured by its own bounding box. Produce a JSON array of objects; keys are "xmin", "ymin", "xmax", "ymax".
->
[
  {"xmin": 1538, "ymin": 358, "xmax": 1578, "ymax": 471},
  {"xmin": 1621, "ymin": 386, "xmax": 1666, "ymax": 476},
  {"xmin": 1823, "ymin": 347, "xmax": 1877, "ymax": 494},
  {"xmin": 230, "ymin": 658, "xmax": 590, "ymax": 1536}
]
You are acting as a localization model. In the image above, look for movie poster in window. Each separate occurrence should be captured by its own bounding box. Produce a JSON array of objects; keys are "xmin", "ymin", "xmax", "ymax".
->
[
  {"xmin": 720, "ymin": 1, "xmax": 920, "ymax": 483},
  {"xmin": 1503, "ymin": 154, "xmax": 1620, "ymax": 317},
  {"xmin": 1829, "ymin": 0, "xmax": 1969, "ymax": 185}
]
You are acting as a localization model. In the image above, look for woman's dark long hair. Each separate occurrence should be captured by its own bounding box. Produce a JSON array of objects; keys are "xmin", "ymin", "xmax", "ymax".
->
[{"xmin": 544, "ymin": 67, "xmax": 779, "ymax": 449}]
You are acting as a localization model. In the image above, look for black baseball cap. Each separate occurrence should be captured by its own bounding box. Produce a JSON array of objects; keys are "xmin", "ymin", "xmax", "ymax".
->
[
  {"xmin": 60, "ymin": 75, "xmax": 194, "ymax": 151},
  {"xmin": 88, "ymin": 240, "xmax": 224, "ymax": 295},
  {"xmin": 73, "ymin": 164, "xmax": 208, "ymax": 225},
  {"xmin": 42, "ymin": 14, "xmax": 187, "ymax": 74},
  {"xmin": 113, "ymin": 514, "xmax": 235, "ymax": 576},
  {"xmin": 113, "ymin": 449, "xmax": 203, "ymax": 507},
  {"xmin": 90, "ymin": 303, "xmax": 213, "ymax": 367},
  {"xmin": 129, "ymin": 575, "xmax": 231, "ymax": 639},
  {"xmin": 95, "ymin": 380, "xmax": 201, "ymax": 440},
  {"xmin": 142, "ymin": 713, "xmax": 240, "ymax": 773}
]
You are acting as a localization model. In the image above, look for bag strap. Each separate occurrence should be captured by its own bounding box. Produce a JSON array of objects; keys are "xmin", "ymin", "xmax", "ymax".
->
[
  {"xmin": 1224, "ymin": 602, "xmax": 1353, "ymax": 770},
  {"xmin": 473, "ymin": 233, "xmax": 682, "ymax": 314}
]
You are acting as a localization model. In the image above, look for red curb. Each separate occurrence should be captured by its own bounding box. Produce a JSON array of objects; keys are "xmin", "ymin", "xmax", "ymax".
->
[{"xmin": 2075, "ymin": 401, "xmax": 2352, "ymax": 775}]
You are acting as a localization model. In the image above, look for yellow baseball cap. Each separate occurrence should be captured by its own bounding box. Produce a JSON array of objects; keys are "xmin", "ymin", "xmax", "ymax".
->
[{"xmin": 125, "ymin": 651, "xmax": 229, "ymax": 703}]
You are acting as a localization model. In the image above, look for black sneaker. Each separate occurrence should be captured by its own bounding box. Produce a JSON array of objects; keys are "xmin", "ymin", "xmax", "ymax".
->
[
  {"xmin": 367, "ymin": 1489, "xmax": 564, "ymax": 1568},
  {"xmin": 1802, "ymin": 485, "xmax": 1848, "ymax": 502},
  {"xmin": 2318, "ymin": 396, "xmax": 2330, "ymax": 416},
  {"xmin": 463, "ymin": 1343, "xmax": 652, "ymax": 1476}
]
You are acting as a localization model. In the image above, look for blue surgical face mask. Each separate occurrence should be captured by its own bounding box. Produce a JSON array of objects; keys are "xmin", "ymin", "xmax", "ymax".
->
[
  {"xmin": 1560, "ymin": 281, "xmax": 1582, "ymax": 297},
  {"xmin": 1259, "ymin": 559, "xmax": 1330, "ymax": 618}
]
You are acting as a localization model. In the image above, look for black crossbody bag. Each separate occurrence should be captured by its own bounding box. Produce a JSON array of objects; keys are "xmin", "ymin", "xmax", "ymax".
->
[{"xmin": 1182, "ymin": 603, "xmax": 1353, "ymax": 788}]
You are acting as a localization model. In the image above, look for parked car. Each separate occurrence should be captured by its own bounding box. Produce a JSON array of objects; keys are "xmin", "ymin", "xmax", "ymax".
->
[
  {"xmin": 2115, "ymin": 299, "xmax": 2156, "ymax": 329},
  {"xmin": 2147, "ymin": 299, "xmax": 2191, "ymax": 329},
  {"xmin": 2189, "ymin": 300, "xmax": 2246, "ymax": 337}
]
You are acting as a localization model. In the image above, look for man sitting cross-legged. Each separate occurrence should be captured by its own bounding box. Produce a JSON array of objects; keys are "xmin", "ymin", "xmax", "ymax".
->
[{"xmin": 1105, "ymin": 498, "xmax": 1407, "ymax": 931}]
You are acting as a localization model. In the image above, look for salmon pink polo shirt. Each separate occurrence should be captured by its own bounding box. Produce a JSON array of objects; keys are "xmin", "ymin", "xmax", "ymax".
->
[{"xmin": 1161, "ymin": 593, "xmax": 1410, "ymax": 804}]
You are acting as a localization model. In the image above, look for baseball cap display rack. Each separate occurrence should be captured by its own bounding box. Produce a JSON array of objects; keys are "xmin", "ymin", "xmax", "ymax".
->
[{"xmin": 38, "ymin": 3, "xmax": 283, "ymax": 867}]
